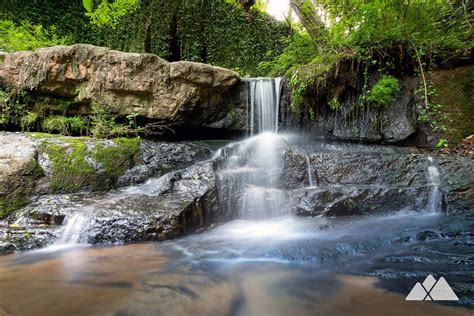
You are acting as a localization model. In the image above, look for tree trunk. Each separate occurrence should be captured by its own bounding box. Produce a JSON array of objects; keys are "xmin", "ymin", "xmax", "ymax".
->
[
  {"xmin": 289, "ymin": 0, "xmax": 326, "ymax": 51},
  {"xmin": 169, "ymin": 12, "xmax": 181, "ymax": 62}
]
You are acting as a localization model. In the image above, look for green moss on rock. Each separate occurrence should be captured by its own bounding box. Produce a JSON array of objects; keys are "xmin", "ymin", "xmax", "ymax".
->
[
  {"xmin": 40, "ymin": 139, "xmax": 97, "ymax": 192},
  {"xmin": 93, "ymin": 138, "xmax": 141, "ymax": 178},
  {"xmin": 37, "ymin": 135, "xmax": 141, "ymax": 193}
]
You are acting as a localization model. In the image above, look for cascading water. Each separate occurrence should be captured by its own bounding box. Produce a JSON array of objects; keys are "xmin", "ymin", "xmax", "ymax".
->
[
  {"xmin": 220, "ymin": 77, "xmax": 287, "ymax": 219},
  {"xmin": 58, "ymin": 213, "xmax": 89, "ymax": 244},
  {"xmin": 246, "ymin": 78, "xmax": 282, "ymax": 135},
  {"xmin": 426, "ymin": 156, "xmax": 441, "ymax": 213}
]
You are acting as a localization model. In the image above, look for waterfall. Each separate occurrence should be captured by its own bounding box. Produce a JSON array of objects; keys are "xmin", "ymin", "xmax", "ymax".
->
[
  {"xmin": 58, "ymin": 213, "xmax": 89, "ymax": 244},
  {"xmin": 219, "ymin": 77, "xmax": 287, "ymax": 219},
  {"xmin": 304, "ymin": 150, "xmax": 315, "ymax": 188},
  {"xmin": 246, "ymin": 78, "xmax": 282, "ymax": 135},
  {"xmin": 426, "ymin": 156, "xmax": 441, "ymax": 213}
]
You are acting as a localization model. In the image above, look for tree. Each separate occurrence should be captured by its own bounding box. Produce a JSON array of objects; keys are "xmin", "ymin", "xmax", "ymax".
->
[{"xmin": 289, "ymin": 0, "xmax": 326, "ymax": 51}]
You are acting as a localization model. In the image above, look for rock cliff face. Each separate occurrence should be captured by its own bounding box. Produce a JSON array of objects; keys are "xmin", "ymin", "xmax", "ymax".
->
[
  {"xmin": 279, "ymin": 65, "xmax": 474, "ymax": 147},
  {"xmin": 0, "ymin": 44, "xmax": 240, "ymax": 127}
]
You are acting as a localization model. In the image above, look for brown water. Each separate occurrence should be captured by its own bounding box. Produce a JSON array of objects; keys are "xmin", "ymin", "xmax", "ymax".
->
[{"xmin": 0, "ymin": 243, "xmax": 471, "ymax": 316}]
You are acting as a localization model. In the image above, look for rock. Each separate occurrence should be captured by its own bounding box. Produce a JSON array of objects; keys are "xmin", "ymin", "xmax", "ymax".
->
[
  {"xmin": 0, "ymin": 133, "xmax": 43, "ymax": 218},
  {"xmin": 15, "ymin": 159, "xmax": 225, "ymax": 244},
  {"xmin": 83, "ymin": 161, "xmax": 222, "ymax": 243},
  {"xmin": 118, "ymin": 141, "xmax": 212, "ymax": 185},
  {"xmin": 281, "ymin": 144, "xmax": 474, "ymax": 216},
  {"xmin": 0, "ymin": 224, "xmax": 58, "ymax": 255},
  {"xmin": 0, "ymin": 132, "xmax": 212, "ymax": 219},
  {"xmin": 0, "ymin": 44, "xmax": 240, "ymax": 127},
  {"xmin": 280, "ymin": 71, "xmax": 422, "ymax": 145}
]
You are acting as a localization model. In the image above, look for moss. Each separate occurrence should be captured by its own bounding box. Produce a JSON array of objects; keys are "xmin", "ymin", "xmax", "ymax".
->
[
  {"xmin": 36, "ymin": 136, "xmax": 141, "ymax": 193},
  {"xmin": 431, "ymin": 66, "xmax": 474, "ymax": 145},
  {"xmin": 40, "ymin": 139, "xmax": 97, "ymax": 192},
  {"xmin": 0, "ymin": 194, "xmax": 30, "ymax": 219},
  {"xmin": 93, "ymin": 137, "xmax": 141, "ymax": 178},
  {"xmin": 0, "ymin": 160, "xmax": 43, "ymax": 219}
]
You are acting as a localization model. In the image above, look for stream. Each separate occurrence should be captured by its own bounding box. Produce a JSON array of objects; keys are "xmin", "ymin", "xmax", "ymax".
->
[{"xmin": 0, "ymin": 78, "xmax": 472, "ymax": 315}]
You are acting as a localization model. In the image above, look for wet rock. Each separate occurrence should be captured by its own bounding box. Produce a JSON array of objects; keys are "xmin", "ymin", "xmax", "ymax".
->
[
  {"xmin": 118, "ymin": 141, "xmax": 212, "ymax": 185},
  {"xmin": 0, "ymin": 132, "xmax": 212, "ymax": 218},
  {"xmin": 416, "ymin": 230, "xmax": 444, "ymax": 241},
  {"xmin": 81, "ymin": 160, "xmax": 222, "ymax": 243},
  {"xmin": 0, "ymin": 225, "xmax": 58, "ymax": 254},
  {"xmin": 293, "ymin": 186, "xmax": 429, "ymax": 217},
  {"xmin": 0, "ymin": 45, "xmax": 240, "ymax": 127}
]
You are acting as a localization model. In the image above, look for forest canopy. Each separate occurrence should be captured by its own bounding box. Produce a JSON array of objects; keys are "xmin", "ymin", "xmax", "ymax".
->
[{"xmin": 0, "ymin": 0, "xmax": 472, "ymax": 76}]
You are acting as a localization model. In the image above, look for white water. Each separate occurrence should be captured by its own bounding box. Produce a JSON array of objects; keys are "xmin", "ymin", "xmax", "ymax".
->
[
  {"xmin": 219, "ymin": 78, "xmax": 287, "ymax": 219},
  {"xmin": 58, "ymin": 213, "xmax": 89, "ymax": 244},
  {"xmin": 426, "ymin": 156, "xmax": 441, "ymax": 213},
  {"xmin": 247, "ymin": 78, "xmax": 282, "ymax": 135},
  {"xmin": 304, "ymin": 150, "xmax": 315, "ymax": 188}
]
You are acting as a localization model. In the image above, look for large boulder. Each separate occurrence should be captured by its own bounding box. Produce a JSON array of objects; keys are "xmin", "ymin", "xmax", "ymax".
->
[
  {"xmin": 0, "ymin": 44, "xmax": 240, "ymax": 126},
  {"xmin": 0, "ymin": 132, "xmax": 212, "ymax": 219},
  {"xmin": 0, "ymin": 133, "xmax": 43, "ymax": 218}
]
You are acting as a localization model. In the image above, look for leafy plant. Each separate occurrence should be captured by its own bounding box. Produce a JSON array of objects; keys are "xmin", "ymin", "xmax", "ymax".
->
[
  {"xmin": 42, "ymin": 116, "xmax": 87, "ymax": 135},
  {"xmin": 435, "ymin": 138, "xmax": 449, "ymax": 149},
  {"xmin": 84, "ymin": 0, "xmax": 140, "ymax": 28},
  {"xmin": 0, "ymin": 20, "xmax": 70, "ymax": 52},
  {"xmin": 90, "ymin": 102, "xmax": 117, "ymax": 139},
  {"xmin": 329, "ymin": 97, "xmax": 340, "ymax": 111},
  {"xmin": 20, "ymin": 112, "xmax": 38, "ymax": 131},
  {"xmin": 367, "ymin": 76, "xmax": 400, "ymax": 108}
]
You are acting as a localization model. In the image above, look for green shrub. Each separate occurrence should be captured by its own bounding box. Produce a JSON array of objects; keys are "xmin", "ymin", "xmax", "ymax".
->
[
  {"xmin": 43, "ymin": 115, "xmax": 86, "ymax": 135},
  {"xmin": 90, "ymin": 102, "xmax": 117, "ymax": 139},
  {"xmin": 329, "ymin": 97, "xmax": 341, "ymax": 111},
  {"xmin": 367, "ymin": 76, "xmax": 400, "ymax": 108},
  {"xmin": 258, "ymin": 30, "xmax": 317, "ymax": 77},
  {"xmin": 0, "ymin": 20, "xmax": 70, "ymax": 52},
  {"xmin": 20, "ymin": 112, "xmax": 38, "ymax": 131}
]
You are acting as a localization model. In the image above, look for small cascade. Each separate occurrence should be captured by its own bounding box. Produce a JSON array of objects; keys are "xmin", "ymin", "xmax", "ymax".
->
[
  {"xmin": 246, "ymin": 78, "xmax": 283, "ymax": 135},
  {"xmin": 219, "ymin": 77, "xmax": 287, "ymax": 219},
  {"xmin": 426, "ymin": 156, "xmax": 441, "ymax": 213},
  {"xmin": 58, "ymin": 213, "xmax": 89, "ymax": 244},
  {"xmin": 304, "ymin": 151, "xmax": 315, "ymax": 188}
]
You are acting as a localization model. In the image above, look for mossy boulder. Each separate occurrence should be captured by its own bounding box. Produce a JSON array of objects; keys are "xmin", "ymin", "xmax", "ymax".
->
[
  {"xmin": 0, "ymin": 133, "xmax": 43, "ymax": 218},
  {"xmin": 0, "ymin": 132, "xmax": 212, "ymax": 219},
  {"xmin": 37, "ymin": 136, "xmax": 141, "ymax": 193}
]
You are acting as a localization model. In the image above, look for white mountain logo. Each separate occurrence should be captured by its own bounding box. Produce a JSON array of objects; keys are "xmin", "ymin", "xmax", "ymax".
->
[{"xmin": 406, "ymin": 275, "xmax": 459, "ymax": 301}]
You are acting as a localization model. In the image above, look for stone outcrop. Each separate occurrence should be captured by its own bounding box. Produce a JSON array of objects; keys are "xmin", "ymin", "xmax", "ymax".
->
[
  {"xmin": 2, "ymin": 136, "xmax": 473, "ymax": 253},
  {"xmin": 0, "ymin": 134, "xmax": 43, "ymax": 218},
  {"xmin": 0, "ymin": 132, "xmax": 212, "ymax": 219},
  {"xmin": 281, "ymin": 146, "xmax": 474, "ymax": 216},
  {"xmin": 0, "ymin": 44, "xmax": 240, "ymax": 127}
]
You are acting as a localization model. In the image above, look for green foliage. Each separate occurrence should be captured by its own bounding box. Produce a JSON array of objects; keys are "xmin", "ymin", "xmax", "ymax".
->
[
  {"xmin": 317, "ymin": 0, "xmax": 472, "ymax": 62},
  {"xmin": 85, "ymin": 0, "xmax": 140, "ymax": 28},
  {"xmin": 328, "ymin": 97, "xmax": 340, "ymax": 111},
  {"xmin": 82, "ymin": 0, "xmax": 94, "ymax": 13},
  {"xmin": 90, "ymin": 102, "xmax": 117, "ymax": 139},
  {"xmin": 0, "ymin": 88, "xmax": 33, "ymax": 128},
  {"xmin": 435, "ymin": 138, "xmax": 449, "ymax": 149},
  {"xmin": 20, "ymin": 112, "xmax": 38, "ymax": 132},
  {"xmin": 258, "ymin": 29, "xmax": 317, "ymax": 76},
  {"xmin": 42, "ymin": 116, "xmax": 87, "ymax": 136},
  {"xmin": 0, "ymin": 20, "xmax": 70, "ymax": 52},
  {"xmin": 287, "ymin": 53, "xmax": 339, "ymax": 111},
  {"xmin": 416, "ymin": 78, "xmax": 447, "ymax": 134},
  {"xmin": 367, "ymin": 76, "xmax": 400, "ymax": 108}
]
